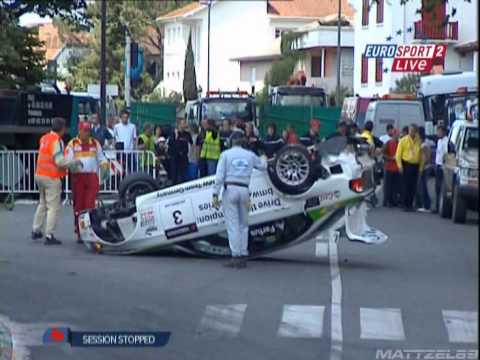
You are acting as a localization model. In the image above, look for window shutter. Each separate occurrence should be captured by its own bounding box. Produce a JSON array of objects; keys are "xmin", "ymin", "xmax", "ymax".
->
[
  {"xmin": 376, "ymin": 0, "xmax": 384, "ymax": 23},
  {"xmin": 361, "ymin": 57, "xmax": 368, "ymax": 84},
  {"xmin": 375, "ymin": 58, "xmax": 383, "ymax": 82},
  {"xmin": 362, "ymin": 0, "xmax": 369, "ymax": 26}
]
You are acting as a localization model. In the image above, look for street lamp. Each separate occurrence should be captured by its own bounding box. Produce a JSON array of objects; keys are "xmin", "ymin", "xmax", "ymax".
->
[
  {"xmin": 100, "ymin": 0, "xmax": 107, "ymax": 123},
  {"xmin": 336, "ymin": 0, "xmax": 342, "ymax": 107},
  {"xmin": 200, "ymin": 0, "xmax": 212, "ymax": 95}
]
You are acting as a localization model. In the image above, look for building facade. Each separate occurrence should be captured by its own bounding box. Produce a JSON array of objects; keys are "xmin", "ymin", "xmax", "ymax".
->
[{"xmin": 349, "ymin": 0, "xmax": 478, "ymax": 97}]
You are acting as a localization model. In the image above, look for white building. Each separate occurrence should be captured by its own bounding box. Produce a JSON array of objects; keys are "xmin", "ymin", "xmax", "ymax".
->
[
  {"xmin": 349, "ymin": 0, "xmax": 478, "ymax": 97},
  {"xmin": 157, "ymin": 0, "xmax": 353, "ymax": 96}
]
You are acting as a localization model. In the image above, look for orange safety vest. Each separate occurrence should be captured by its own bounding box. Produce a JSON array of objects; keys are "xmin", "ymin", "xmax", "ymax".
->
[{"xmin": 36, "ymin": 131, "xmax": 67, "ymax": 178}]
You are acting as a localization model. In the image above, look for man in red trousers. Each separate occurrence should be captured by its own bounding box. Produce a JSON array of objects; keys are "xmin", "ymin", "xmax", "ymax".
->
[{"xmin": 66, "ymin": 121, "xmax": 109, "ymax": 243}]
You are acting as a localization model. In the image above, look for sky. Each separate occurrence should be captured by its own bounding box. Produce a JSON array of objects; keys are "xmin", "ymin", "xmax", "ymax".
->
[{"xmin": 19, "ymin": 12, "xmax": 52, "ymax": 27}]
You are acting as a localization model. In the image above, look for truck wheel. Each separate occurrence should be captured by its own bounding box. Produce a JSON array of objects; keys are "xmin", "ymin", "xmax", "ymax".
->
[
  {"xmin": 118, "ymin": 173, "xmax": 159, "ymax": 204},
  {"xmin": 439, "ymin": 181, "xmax": 452, "ymax": 218},
  {"xmin": 268, "ymin": 145, "xmax": 314, "ymax": 195},
  {"xmin": 452, "ymin": 184, "xmax": 467, "ymax": 223}
]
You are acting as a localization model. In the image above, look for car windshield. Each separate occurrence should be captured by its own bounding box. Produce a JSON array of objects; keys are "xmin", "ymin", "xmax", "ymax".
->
[
  {"xmin": 463, "ymin": 127, "xmax": 478, "ymax": 150},
  {"xmin": 277, "ymin": 94, "xmax": 326, "ymax": 107},
  {"xmin": 202, "ymin": 101, "xmax": 252, "ymax": 122}
]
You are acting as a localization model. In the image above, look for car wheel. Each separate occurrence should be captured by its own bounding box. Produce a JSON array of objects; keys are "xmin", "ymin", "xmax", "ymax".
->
[
  {"xmin": 268, "ymin": 145, "xmax": 314, "ymax": 195},
  {"xmin": 439, "ymin": 181, "xmax": 452, "ymax": 218},
  {"xmin": 452, "ymin": 184, "xmax": 467, "ymax": 223},
  {"xmin": 118, "ymin": 173, "xmax": 159, "ymax": 204}
]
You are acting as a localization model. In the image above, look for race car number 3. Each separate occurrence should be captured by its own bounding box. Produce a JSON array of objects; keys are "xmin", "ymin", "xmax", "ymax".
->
[{"xmin": 159, "ymin": 198, "xmax": 197, "ymax": 237}]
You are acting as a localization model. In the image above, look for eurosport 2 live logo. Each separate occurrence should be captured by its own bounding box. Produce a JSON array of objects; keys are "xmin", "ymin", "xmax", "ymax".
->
[{"xmin": 364, "ymin": 44, "xmax": 447, "ymax": 72}]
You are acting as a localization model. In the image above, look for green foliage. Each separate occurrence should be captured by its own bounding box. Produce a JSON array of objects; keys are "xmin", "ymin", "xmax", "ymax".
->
[
  {"xmin": 183, "ymin": 31, "xmax": 197, "ymax": 102},
  {"xmin": 393, "ymin": 74, "xmax": 420, "ymax": 94},
  {"xmin": 327, "ymin": 85, "xmax": 352, "ymax": 107},
  {"xmin": 264, "ymin": 56, "xmax": 298, "ymax": 88},
  {"xmin": 144, "ymin": 88, "xmax": 183, "ymax": 109},
  {"xmin": 0, "ymin": 0, "xmax": 89, "ymax": 89}
]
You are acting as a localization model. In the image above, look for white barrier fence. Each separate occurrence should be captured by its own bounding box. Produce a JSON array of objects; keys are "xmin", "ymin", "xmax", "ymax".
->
[{"xmin": 0, "ymin": 150, "xmax": 157, "ymax": 197}]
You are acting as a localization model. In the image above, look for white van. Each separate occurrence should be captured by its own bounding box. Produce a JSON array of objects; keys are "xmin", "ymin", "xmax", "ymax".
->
[{"xmin": 364, "ymin": 100, "xmax": 425, "ymax": 137}]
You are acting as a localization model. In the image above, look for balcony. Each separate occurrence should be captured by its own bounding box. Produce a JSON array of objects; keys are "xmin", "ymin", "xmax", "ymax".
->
[{"xmin": 414, "ymin": 20, "xmax": 458, "ymax": 41}]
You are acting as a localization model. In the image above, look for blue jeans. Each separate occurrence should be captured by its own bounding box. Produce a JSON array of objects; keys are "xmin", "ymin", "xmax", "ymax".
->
[
  {"xmin": 206, "ymin": 160, "xmax": 218, "ymax": 176},
  {"xmin": 415, "ymin": 171, "xmax": 431, "ymax": 210}
]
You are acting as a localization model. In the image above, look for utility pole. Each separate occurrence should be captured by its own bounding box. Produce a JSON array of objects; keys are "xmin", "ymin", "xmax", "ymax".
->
[
  {"xmin": 207, "ymin": 1, "xmax": 211, "ymax": 95},
  {"xmin": 336, "ymin": 0, "xmax": 342, "ymax": 107},
  {"xmin": 125, "ymin": 29, "xmax": 131, "ymax": 109},
  {"xmin": 100, "ymin": 0, "xmax": 107, "ymax": 123}
]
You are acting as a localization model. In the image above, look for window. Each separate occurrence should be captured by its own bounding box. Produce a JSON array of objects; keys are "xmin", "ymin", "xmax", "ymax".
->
[
  {"xmin": 311, "ymin": 56, "xmax": 322, "ymax": 77},
  {"xmin": 376, "ymin": 0, "xmax": 384, "ymax": 23},
  {"xmin": 361, "ymin": 56, "xmax": 368, "ymax": 84},
  {"xmin": 375, "ymin": 58, "xmax": 383, "ymax": 82},
  {"xmin": 362, "ymin": 0, "xmax": 369, "ymax": 26}
]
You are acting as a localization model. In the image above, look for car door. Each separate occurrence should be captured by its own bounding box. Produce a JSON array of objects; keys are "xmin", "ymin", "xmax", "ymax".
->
[{"xmin": 443, "ymin": 124, "xmax": 462, "ymax": 191}]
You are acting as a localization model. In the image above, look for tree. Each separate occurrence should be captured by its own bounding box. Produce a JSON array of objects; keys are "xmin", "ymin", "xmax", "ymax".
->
[
  {"xmin": 393, "ymin": 74, "xmax": 420, "ymax": 93},
  {"xmin": 183, "ymin": 31, "xmax": 197, "ymax": 102},
  {"xmin": 0, "ymin": 0, "xmax": 89, "ymax": 89}
]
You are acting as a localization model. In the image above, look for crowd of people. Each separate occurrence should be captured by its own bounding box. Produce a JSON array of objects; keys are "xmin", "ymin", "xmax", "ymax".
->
[{"xmin": 83, "ymin": 108, "xmax": 447, "ymax": 214}]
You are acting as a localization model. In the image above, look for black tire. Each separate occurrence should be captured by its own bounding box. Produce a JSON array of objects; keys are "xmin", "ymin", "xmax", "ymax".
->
[
  {"xmin": 452, "ymin": 184, "xmax": 467, "ymax": 223},
  {"xmin": 268, "ymin": 145, "xmax": 314, "ymax": 195},
  {"xmin": 118, "ymin": 172, "xmax": 159, "ymax": 204},
  {"xmin": 439, "ymin": 181, "xmax": 452, "ymax": 218}
]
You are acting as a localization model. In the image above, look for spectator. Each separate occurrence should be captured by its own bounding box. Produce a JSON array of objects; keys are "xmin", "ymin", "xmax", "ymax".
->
[
  {"xmin": 361, "ymin": 121, "xmax": 374, "ymax": 145},
  {"xmin": 137, "ymin": 122, "xmax": 156, "ymax": 174},
  {"xmin": 168, "ymin": 120, "xmax": 193, "ymax": 184},
  {"xmin": 300, "ymin": 119, "xmax": 321, "ymax": 147},
  {"xmin": 415, "ymin": 126, "xmax": 434, "ymax": 212},
  {"xmin": 283, "ymin": 124, "xmax": 300, "ymax": 145},
  {"xmin": 199, "ymin": 119, "xmax": 221, "ymax": 176},
  {"xmin": 380, "ymin": 124, "xmax": 394, "ymax": 144},
  {"xmin": 395, "ymin": 124, "xmax": 424, "ymax": 211},
  {"xmin": 325, "ymin": 121, "xmax": 348, "ymax": 140},
  {"xmin": 113, "ymin": 109, "xmax": 137, "ymax": 173},
  {"xmin": 231, "ymin": 118, "xmax": 246, "ymax": 138},
  {"xmin": 382, "ymin": 128, "xmax": 401, "ymax": 207},
  {"xmin": 90, "ymin": 112, "xmax": 113, "ymax": 148},
  {"xmin": 433, "ymin": 125, "xmax": 448, "ymax": 213},
  {"xmin": 350, "ymin": 122, "xmax": 360, "ymax": 136},
  {"xmin": 245, "ymin": 122, "xmax": 260, "ymax": 155},
  {"xmin": 220, "ymin": 119, "xmax": 232, "ymax": 150},
  {"xmin": 400, "ymin": 126, "xmax": 409, "ymax": 138},
  {"xmin": 154, "ymin": 126, "xmax": 169, "ymax": 179},
  {"xmin": 262, "ymin": 123, "xmax": 284, "ymax": 159},
  {"xmin": 105, "ymin": 115, "xmax": 116, "ymax": 146},
  {"xmin": 196, "ymin": 117, "xmax": 209, "ymax": 177},
  {"xmin": 187, "ymin": 124, "xmax": 200, "ymax": 180}
]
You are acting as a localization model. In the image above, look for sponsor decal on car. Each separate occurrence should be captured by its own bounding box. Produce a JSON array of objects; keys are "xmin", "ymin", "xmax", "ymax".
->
[{"xmin": 140, "ymin": 208, "xmax": 156, "ymax": 228}]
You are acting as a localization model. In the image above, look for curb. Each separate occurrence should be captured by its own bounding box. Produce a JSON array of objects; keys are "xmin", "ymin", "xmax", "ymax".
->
[{"xmin": 0, "ymin": 321, "xmax": 12, "ymax": 360}]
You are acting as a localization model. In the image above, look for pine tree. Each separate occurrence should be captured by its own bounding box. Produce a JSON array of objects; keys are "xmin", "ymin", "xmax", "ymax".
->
[{"xmin": 183, "ymin": 31, "xmax": 197, "ymax": 102}]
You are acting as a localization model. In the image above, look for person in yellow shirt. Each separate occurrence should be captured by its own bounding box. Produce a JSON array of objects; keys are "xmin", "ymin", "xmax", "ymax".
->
[
  {"xmin": 361, "ymin": 121, "xmax": 374, "ymax": 145},
  {"xmin": 395, "ymin": 124, "xmax": 424, "ymax": 211}
]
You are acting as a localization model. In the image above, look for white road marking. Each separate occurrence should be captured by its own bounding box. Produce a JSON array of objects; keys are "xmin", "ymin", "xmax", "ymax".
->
[
  {"xmin": 442, "ymin": 310, "xmax": 478, "ymax": 343},
  {"xmin": 360, "ymin": 308, "xmax": 406, "ymax": 341},
  {"xmin": 315, "ymin": 242, "xmax": 329, "ymax": 258},
  {"xmin": 328, "ymin": 229, "xmax": 343, "ymax": 360},
  {"xmin": 277, "ymin": 305, "xmax": 325, "ymax": 338},
  {"xmin": 195, "ymin": 304, "xmax": 247, "ymax": 339}
]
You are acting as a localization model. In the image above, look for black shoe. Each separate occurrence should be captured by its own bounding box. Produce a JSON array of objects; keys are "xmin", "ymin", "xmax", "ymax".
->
[
  {"xmin": 31, "ymin": 231, "xmax": 43, "ymax": 240},
  {"xmin": 223, "ymin": 258, "xmax": 239, "ymax": 268},
  {"xmin": 44, "ymin": 235, "xmax": 62, "ymax": 245}
]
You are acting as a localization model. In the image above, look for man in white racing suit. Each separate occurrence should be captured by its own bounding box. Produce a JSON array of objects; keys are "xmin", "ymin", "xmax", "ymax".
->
[{"xmin": 212, "ymin": 132, "xmax": 267, "ymax": 268}]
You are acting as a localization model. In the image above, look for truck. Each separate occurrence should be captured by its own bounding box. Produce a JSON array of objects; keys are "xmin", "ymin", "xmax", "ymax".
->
[
  {"xmin": 185, "ymin": 90, "xmax": 257, "ymax": 127},
  {"xmin": 270, "ymin": 85, "xmax": 327, "ymax": 107},
  {"xmin": 0, "ymin": 90, "xmax": 101, "ymax": 150}
]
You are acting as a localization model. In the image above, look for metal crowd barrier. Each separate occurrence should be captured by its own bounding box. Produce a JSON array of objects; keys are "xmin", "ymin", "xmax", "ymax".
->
[{"xmin": 0, "ymin": 150, "xmax": 157, "ymax": 208}]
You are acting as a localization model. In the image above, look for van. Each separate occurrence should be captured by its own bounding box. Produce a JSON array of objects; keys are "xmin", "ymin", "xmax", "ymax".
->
[
  {"xmin": 364, "ymin": 100, "xmax": 425, "ymax": 137},
  {"xmin": 341, "ymin": 96, "xmax": 375, "ymax": 128}
]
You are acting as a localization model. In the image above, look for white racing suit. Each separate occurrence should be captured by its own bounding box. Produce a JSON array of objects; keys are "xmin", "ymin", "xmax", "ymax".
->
[{"xmin": 213, "ymin": 146, "xmax": 267, "ymax": 257}]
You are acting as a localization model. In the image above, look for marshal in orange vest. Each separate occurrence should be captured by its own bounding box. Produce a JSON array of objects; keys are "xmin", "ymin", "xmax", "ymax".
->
[{"xmin": 36, "ymin": 131, "xmax": 67, "ymax": 178}]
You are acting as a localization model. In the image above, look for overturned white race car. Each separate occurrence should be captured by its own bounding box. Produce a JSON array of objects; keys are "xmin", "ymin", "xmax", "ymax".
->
[{"xmin": 78, "ymin": 136, "xmax": 388, "ymax": 256}]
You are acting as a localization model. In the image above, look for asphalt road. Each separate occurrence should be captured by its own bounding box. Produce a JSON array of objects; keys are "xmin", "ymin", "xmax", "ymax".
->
[{"xmin": 0, "ymin": 203, "xmax": 477, "ymax": 360}]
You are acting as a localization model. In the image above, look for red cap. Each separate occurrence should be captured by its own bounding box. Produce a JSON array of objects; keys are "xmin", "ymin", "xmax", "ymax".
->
[
  {"xmin": 310, "ymin": 119, "xmax": 320, "ymax": 129},
  {"xmin": 79, "ymin": 121, "xmax": 91, "ymax": 132}
]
